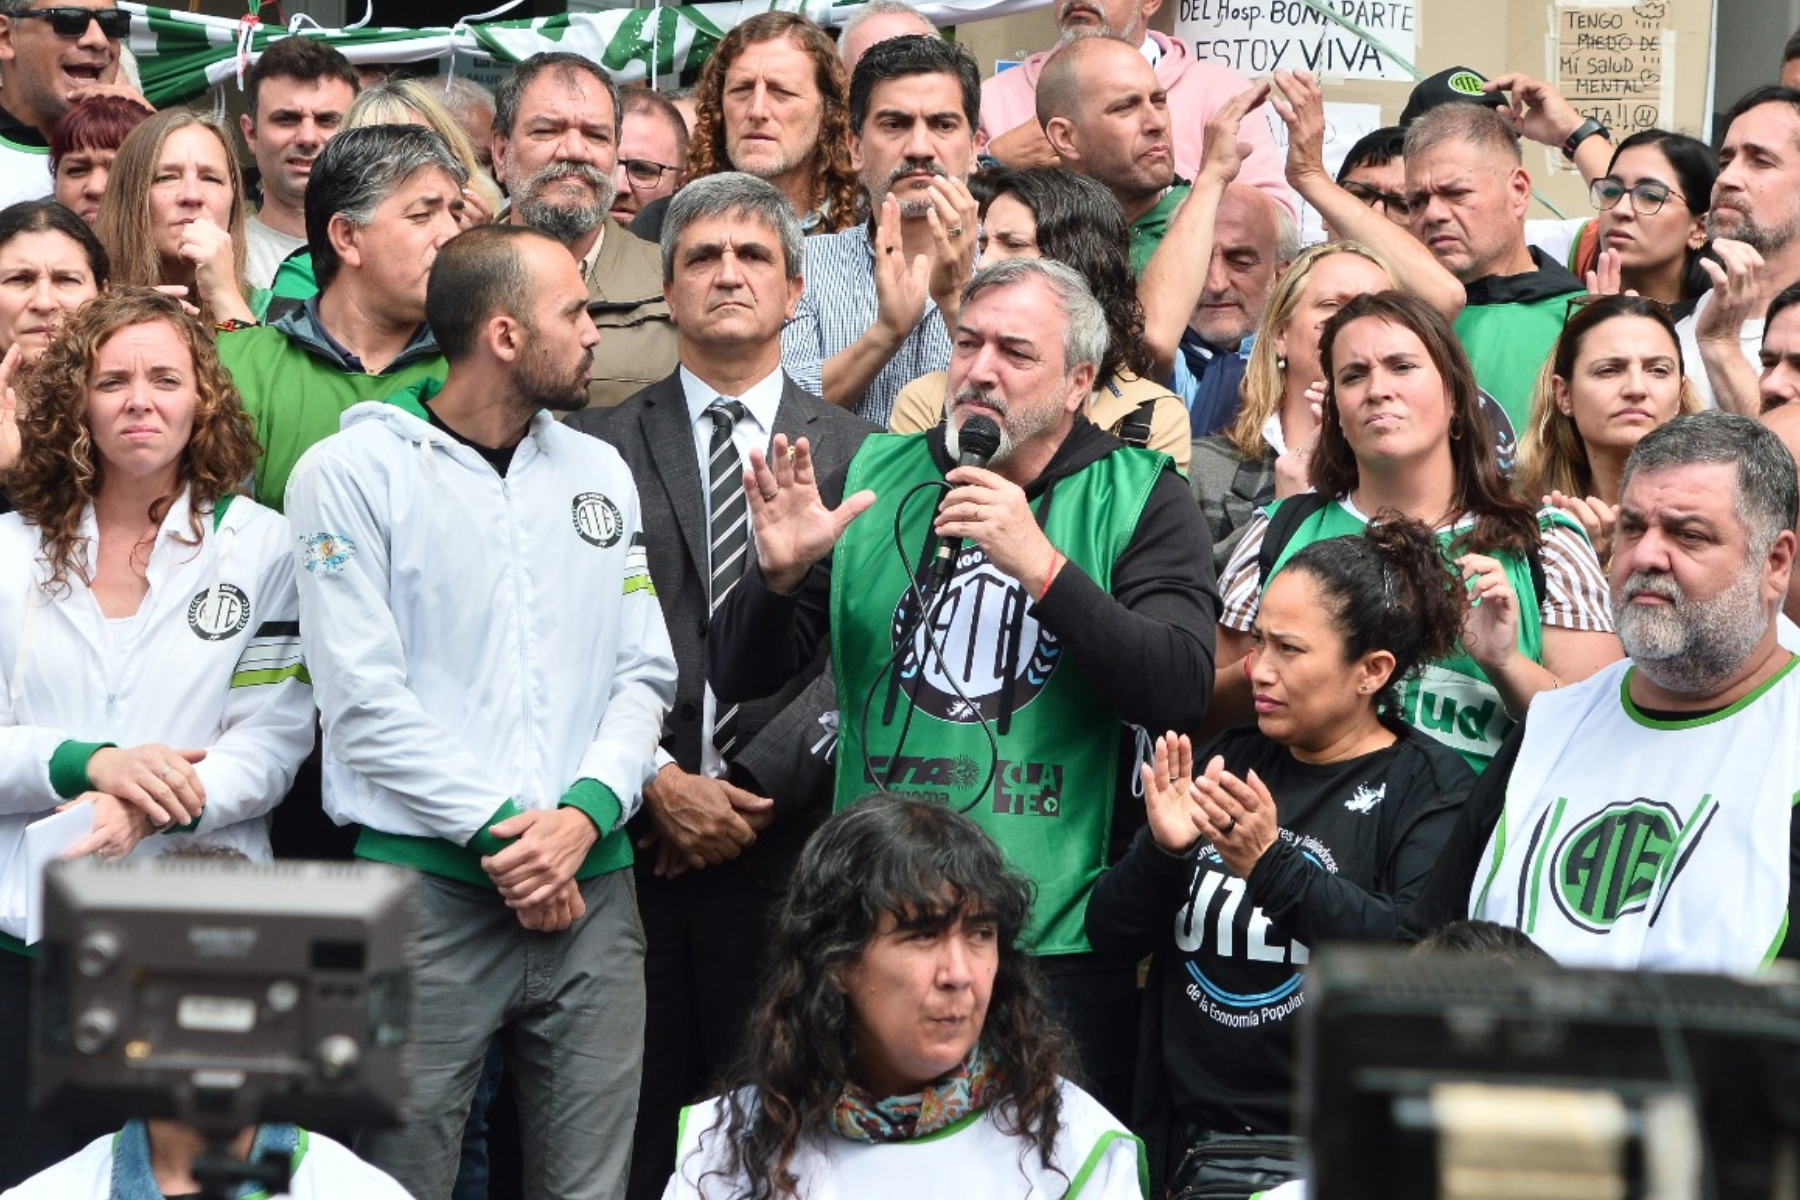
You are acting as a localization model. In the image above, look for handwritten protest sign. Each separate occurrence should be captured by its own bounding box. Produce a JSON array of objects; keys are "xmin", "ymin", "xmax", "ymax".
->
[{"xmin": 1175, "ymin": 0, "xmax": 1417, "ymax": 82}]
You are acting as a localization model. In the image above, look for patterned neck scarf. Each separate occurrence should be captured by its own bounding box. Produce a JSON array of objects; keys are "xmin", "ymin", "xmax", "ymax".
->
[
  {"xmin": 829, "ymin": 1042, "xmax": 999, "ymax": 1143},
  {"xmin": 109, "ymin": 1120, "xmax": 300, "ymax": 1200}
]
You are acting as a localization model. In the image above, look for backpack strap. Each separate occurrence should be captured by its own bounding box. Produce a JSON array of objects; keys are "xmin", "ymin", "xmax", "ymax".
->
[
  {"xmin": 1255, "ymin": 492, "xmax": 1330, "ymax": 588},
  {"xmin": 1116, "ymin": 397, "xmax": 1157, "ymax": 449}
]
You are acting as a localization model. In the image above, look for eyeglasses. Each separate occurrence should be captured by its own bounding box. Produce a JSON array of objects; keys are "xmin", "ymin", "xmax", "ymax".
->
[
  {"xmin": 1342, "ymin": 179, "xmax": 1414, "ymax": 221},
  {"xmin": 619, "ymin": 158, "xmax": 678, "ymax": 188},
  {"xmin": 10, "ymin": 6, "xmax": 131, "ymax": 39},
  {"xmin": 1590, "ymin": 178, "xmax": 1687, "ymax": 217}
]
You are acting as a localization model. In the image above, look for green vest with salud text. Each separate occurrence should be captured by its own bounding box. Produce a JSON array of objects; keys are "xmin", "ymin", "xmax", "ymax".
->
[{"xmin": 830, "ymin": 432, "xmax": 1170, "ymax": 955}]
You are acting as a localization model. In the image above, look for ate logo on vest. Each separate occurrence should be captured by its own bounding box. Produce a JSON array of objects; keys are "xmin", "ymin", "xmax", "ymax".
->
[
  {"xmin": 891, "ymin": 551, "xmax": 1062, "ymax": 723},
  {"xmin": 571, "ymin": 492, "xmax": 623, "ymax": 547},
  {"xmin": 1551, "ymin": 797, "xmax": 1711, "ymax": 933},
  {"xmin": 188, "ymin": 584, "xmax": 250, "ymax": 641}
]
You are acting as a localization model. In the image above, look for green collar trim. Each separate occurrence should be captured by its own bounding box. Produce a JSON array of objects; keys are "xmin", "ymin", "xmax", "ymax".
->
[
  {"xmin": 1620, "ymin": 654, "xmax": 1799, "ymax": 729},
  {"xmin": 0, "ymin": 133, "xmax": 48, "ymax": 155}
]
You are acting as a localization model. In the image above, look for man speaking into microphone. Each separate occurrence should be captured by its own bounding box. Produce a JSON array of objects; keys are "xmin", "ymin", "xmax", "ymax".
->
[{"xmin": 708, "ymin": 257, "xmax": 1218, "ymax": 1117}]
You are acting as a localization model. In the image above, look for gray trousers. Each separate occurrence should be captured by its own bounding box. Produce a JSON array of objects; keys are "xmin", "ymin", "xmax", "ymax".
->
[{"xmin": 358, "ymin": 870, "xmax": 647, "ymax": 1200}]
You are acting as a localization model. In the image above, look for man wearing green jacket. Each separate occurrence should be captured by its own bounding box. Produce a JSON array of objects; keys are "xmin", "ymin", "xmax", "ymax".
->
[
  {"xmin": 1404, "ymin": 101, "xmax": 1586, "ymax": 458},
  {"xmin": 219, "ymin": 123, "xmax": 462, "ymax": 511}
]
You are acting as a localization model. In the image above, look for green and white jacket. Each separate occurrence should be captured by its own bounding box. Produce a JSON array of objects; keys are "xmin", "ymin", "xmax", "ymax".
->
[
  {"xmin": 286, "ymin": 384, "xmax": 677, "ymax": 889},
  {"xmin": 0, "ymin": 491, "xmax": 313, "ymax": 949}
]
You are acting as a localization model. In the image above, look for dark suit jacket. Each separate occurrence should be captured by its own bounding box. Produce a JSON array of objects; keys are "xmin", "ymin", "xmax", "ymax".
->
[{"xmin": 568, "ymin": 369, "xmax": 875, "ymax": 877}]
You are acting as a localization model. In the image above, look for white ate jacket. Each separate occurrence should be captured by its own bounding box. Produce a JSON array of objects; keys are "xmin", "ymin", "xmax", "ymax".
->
[
  {"xmin": 0, "ymin": 492, "xmax": 314, "ymax": 943},
  {"xmin": 284, "ymin": 394, "xmax": 676, "ymax": 878}
]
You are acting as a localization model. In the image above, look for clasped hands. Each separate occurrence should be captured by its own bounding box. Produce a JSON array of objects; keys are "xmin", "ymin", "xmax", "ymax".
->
[{"xmin": 1141, "ymin": 732, "xmax": 1280, "ymax": 879}]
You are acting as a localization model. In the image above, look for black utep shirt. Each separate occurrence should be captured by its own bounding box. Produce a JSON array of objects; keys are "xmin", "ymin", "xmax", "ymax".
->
[{"xmin": 1087, "ymin": 723, "xmax": 1474, "ymax": 1133}]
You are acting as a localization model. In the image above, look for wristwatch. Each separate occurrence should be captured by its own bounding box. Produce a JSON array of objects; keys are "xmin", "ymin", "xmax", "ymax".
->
[{"xmin": 1561, "ymin": 117, "xmax": 1610, "ymax": 161}]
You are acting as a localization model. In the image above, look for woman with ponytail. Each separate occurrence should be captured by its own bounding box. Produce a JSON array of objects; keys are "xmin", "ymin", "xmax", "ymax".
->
[{"xmin": 1087, "ymin": 517, "xmax": 1479, "ymax": 1198}]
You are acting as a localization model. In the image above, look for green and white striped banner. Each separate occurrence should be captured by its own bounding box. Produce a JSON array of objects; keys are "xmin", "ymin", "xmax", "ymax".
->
[{"xmin": 123, "ymin": 0, "xmax": 1047, "ymax": 109}]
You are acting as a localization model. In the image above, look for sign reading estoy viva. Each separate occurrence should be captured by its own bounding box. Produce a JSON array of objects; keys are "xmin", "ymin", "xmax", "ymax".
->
[{"xmin": 1174, "ymin": 0, "xmax": 1417, "ymax": 82}]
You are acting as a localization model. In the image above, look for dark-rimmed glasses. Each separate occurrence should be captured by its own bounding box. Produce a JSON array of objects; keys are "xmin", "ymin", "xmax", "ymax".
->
[
  {"xmin": 1342, "ymin": 178, "xmax": 1414, "ymax": 222},
  {"xmin": 620, "ymin": 158, "xmax": 679, "ymax": 188},
  {"xmin": 1590, "ymin": 178, "xmax": 1687, "ymax": 217}
]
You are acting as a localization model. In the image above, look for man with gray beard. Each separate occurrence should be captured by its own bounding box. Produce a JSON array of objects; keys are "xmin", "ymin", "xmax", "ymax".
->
[
  {"xmin": 718, "ymin": 257, "xmax": 1218, "ymax": 1118},
  {"xmin": 1408, "ymin": 411, "xmax": 1800, "ymax": 974},
  {"xmin": 1680, "ymin": 86, "xmax": 1800, "ymax": 411},
  {"xmin": 492, "ymin": 52, "xmax": 677, "ymax": 407}
]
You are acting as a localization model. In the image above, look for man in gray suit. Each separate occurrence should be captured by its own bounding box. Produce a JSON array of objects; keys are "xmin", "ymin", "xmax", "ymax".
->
[{"xmin": 567, "ymin": 172, "xmax": 873, "ymax": 1200}]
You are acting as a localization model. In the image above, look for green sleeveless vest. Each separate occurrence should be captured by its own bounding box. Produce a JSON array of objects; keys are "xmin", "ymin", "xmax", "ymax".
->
[
  {"xmin": 1263, "ymin": 498, "xmax": 1574, "ymax": 771},
  {"xmin": 831, "ymin": 433, "xmax": 1169, "ymax": 954}
]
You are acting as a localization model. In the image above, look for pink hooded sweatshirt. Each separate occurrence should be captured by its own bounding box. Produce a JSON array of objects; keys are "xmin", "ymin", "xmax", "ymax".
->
[{"xmin": 978, "ymin": 31, "xmax": 1296, "ymax": 219}]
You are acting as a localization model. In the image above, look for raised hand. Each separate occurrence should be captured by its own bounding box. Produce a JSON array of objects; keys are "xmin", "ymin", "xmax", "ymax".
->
[
  {"xmin": 745, "ymin": 433, "xmax": 876, "ymax": 595},
  {"xmin": 1546, "ymin": 491, "xmax": 1618, "ymax": 561},
  {"xmin": 1584, "ymin": 246, "xmax": 1626, "ymax": 297},
  {"xmin": 872, "ymin": 194, "xmax": 932, "ymax": 344},
  {"xmin": 1484, "ymin": 73, "xmax": 1583, "ymax": 150},
  {"xmin": 1697, "ymin": 238, "xmax": 1764, "ymax": 346},
  {"xmin": 1269, "ymin": 71, "xmax": 1329, "ymax": 187},
  {"xmin": 1199, "ymin": 79, "xmax": 1270, "ymax": 187},
  {"xmin": 1192, "ymin": 757, "xmax": 1280, "ymax": 878},
  {"xmin": 923, "ymin": 176, "xmax": 980, "ymax": 324},
  {"xmin": 1457, "ymin": 552, "xmax": 1522, "ymax": 675},
  {"xmin": 1140, "ymin": 731, "xmax": 1203, "ymax": 854}
]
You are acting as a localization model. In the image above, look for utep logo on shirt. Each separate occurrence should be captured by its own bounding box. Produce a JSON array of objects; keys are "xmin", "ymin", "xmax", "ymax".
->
[
  {"xmin": 889, "ymin": 548, "xmax": 1061, "ymax": 724},
  {"xmin": 1549, "ymin": 796, "xmax": 1717, "ymax": 934},
  {"xmin": 188, "ymin": 584, "xmax": 251, "ymax": 641},
  {"xmin": 1174, "ymin": 835, "xmax": 1325, "ymax": 1031}
]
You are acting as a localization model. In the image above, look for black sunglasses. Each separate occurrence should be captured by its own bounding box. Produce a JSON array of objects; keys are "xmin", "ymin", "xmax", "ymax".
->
[
  {"xmin": 1342, "ymin": 178, "xmax": 1414, "ymax": 220},
  {"xmin": 11, "ymin": 6, "xmax": 131, "ymax": 39}
]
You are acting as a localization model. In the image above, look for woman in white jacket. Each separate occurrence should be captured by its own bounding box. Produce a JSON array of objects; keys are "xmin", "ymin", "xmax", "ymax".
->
[{"xmin": 0, "ymin": 288, "xmax": 313, "ymax": 1187}]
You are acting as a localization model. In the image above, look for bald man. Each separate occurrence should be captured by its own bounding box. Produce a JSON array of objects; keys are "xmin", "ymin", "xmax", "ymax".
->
[{"xmin": 1038, "ymin": 35, "xmax": 1182, "ymax": 273}]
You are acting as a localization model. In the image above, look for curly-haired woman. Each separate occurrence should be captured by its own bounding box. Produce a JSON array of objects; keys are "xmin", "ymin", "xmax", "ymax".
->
[
  {"xmin": 665, "ymin": 795, "xmax": 1145, "ymax": 1199},
  {"xmin": 0, "ymin": 287, "xmax": 313, "ymax": 1183}
]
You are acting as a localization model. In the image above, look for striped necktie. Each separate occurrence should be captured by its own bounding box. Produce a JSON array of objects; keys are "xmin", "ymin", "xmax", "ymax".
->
[{"xmin": 705, "ymin": 399, "xmax": 750, "ymax": 758}]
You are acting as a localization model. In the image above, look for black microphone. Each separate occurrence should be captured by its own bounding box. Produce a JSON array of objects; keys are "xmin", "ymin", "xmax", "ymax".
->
[{"xmin": 925, "ymin": 415, "xmax": 1002, "ymax": 593}]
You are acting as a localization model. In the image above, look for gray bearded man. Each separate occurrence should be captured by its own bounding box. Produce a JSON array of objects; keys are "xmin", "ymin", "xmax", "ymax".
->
[
  {"xmin": 1408, "ymin": 411, "xmax": 1800, "ymax": 972},
  {"xmin": 710, "ymin": 256, "xmax": 1218, "ymax": 1119}
]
